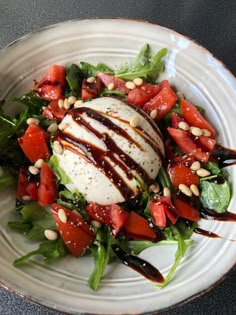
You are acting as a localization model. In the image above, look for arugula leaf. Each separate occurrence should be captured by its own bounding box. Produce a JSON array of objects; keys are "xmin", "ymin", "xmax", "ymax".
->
[
  {"xmin": 115, "ymin": 45, "xmax": 167, "ymax": 81},
  {"xmin": 100, "ymin": 89, "xmax": 125, "ymax": 97},
  {"xmin": 8, "ymin": 202, "xmax": 56, "ymax": 241},
  {"xmin": 49, "ymin": 155, "xmax": 72, "ymax": 185},
  {"xmin": 88, "ymin": 227, "xmax": 113, "ymax": 291},
  {"xmin": 156, "ymin": 225, "xmax": 191, "ymax": 288},
  {"xmin": 13, "ymin": 238, "xmax": 68, "ymax": 266},
  {"xmin": 157, "ymin": 167, "xmax": 174, "ymax": 192},
  {"xmin": 57, "ymin": 189, "xmax": 87, "ymax": 212},
  {"xmin": 80, "ymin": 62, "xmax": 113, "ymax": 77},
  {"xmin": 0, "ymin": 167, "xmax": 16, "ymax": 191},
  {"xmin": 199, "ymin": 179, "xmax": 231, "ymax": 213},
  {"xmin": 128, "ymin": 239, "xmax": 193, "ymax": 255},
  {"xmin": 66, "ymin": 64, "xmax": 83, "ymax": 97}
]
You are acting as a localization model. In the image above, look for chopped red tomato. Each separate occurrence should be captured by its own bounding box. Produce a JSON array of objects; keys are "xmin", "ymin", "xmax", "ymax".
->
[
  {"xmin": 86, "ymin": 202, "xmax": 129, "ymax": 236},
  {"xmin": 51, "ymin": 203, "xmax": 95, "ymax": 257},
  {"xmin": 124, "ymin": 211, "xmax": 156, "ymax": 240},
  {"xmin": 109, "ymin": 204, "xmax": 129, "ymax": 237},
  {"xmin": 42, "ymin": 100, "xmax": 67, "ymax": 121},
  {"xmin": 18, "ymin": 124, "xmax": 51, "ymax": 163},
  {"xmin": 126, "ymin": 82, "xmax": 160, "ymax": 106},
  {"xmin": 38, "ymin": 163, "xmax": 57, "ymax": 206},
  {"xmin": 173, "ymin": 194, "xmax": 200, "ymax": 222},
  {"xmin": 167, "ymin": 162, "xmax": 200, "ymax": 189},
  {"xmin": 26, "ymin": 181, "xmax": 39, "ymax": 201},
  {"xmin": 96, "ymin": 72, "xmax": 130, "ymax": 94},
  {"xmin": 181, "ymin": 99, "xmax": 216, "ymax": 137},
  {"xmin": 86, "ymin": 202, "xmax": 111, "ymax": 225},
  {"xmin": 17, "ymin": 166, "xmax": 30, "ymax": 199},
  {"xmin": 149, "ymin": 196, "xmax": 179, "ymax": 227},
  {"xmin": 143, "ymin": 80, "xmax": 177, "ymax": 120},
  {"xmin": 33, "ymin": 64, "xmax": 66, "ymax": 101},
  {"xmin": 171, "ymin": 112, "xmax": 184, "ymax": 128},
  {"xmin": 167, "ymin": 127, "xmax": 216, "ymax": 162},
  {"xmin": 81, "ymin": 77, "xmax": 102, "ymax": 100}
]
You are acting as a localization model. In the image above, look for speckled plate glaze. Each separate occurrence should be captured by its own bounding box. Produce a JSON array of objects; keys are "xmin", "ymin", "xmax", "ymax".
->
[{"xmin": 0, "ymin": 19, "xmax": 236, "ymax": 315}]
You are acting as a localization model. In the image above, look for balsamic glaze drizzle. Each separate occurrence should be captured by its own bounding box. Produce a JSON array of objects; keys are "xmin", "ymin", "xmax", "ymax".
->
[{"xmin": 112, "ymin": 245, "xmax": 164, "ymax": 283}]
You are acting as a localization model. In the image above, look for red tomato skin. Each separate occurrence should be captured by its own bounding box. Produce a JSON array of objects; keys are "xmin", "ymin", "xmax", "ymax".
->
[
  {"xmin": 150, "ymin": 196, "xmax": 179, "ymax": 227},
  {"xmin": 167, "ymin": 163, "xmax": 200, "ymax": 189},
  {"xmin": 42, "ymin": 100, "xmax": 67, "ymax": 121},
  {"xmin": 51, "ymin": 203, "xmax": 95, "ymax": 257},
  {"xmin": 33, "ymin": 65, "xmax": 66, "ymax": 101},
  {"xmin": 167, "ymin": 127, "xmax": 215, "ymax": 162},
  {"xmin": 181, "ymin": 99, "xmax": 216, "ymax": 137},
  {"xmin": 26, "ymin": 181, "xmax": 39, "ymax": 201},
  {"xmin": 124, "ymin": 211, "xmax": 156, "ymax": 240},
  {"xmin": 171, "ymin": 112, "xmax": 184, "ymax": 128},
  {"xmin": 172, "ymin": 194, "xmax": 200, "ymax": 222},
  {"xmin": 143, "ymin": 80, "xmax": 177, "ymax": 120},
  {"xmin": 86, "ymin": 202, "xmax": 111, "ymax": 225},
  {"xmin": 86, "ymin": 203, "xmax": 129, "ymax": 236},
  {"xmin": 97, "ymin": 72, "xmax": 130, "ymax": 94},
  {"xmin": 38, "ymin": 163, "xmax": 57, "ymax": 206},
  {"xmin": 18, "ymin": 124, "xmax": 51, "ymax": 163},
  {"xmin": 17, "ymin": 166, "xmax": 29, "ymax": 198},
  {"xmin": 126, "ymin": 82, "xmax": 160, "ymax": 106},
  {"xmin": 149, "ymin": 201, "xmax": 166, "ymax": 227},
  {"xmin": 81, "ymin": 77, "xmax": 102, "ymax": 100},
  {"xmin": 109, "ymin": 204, "xmax": 129, "ymax": 237}
]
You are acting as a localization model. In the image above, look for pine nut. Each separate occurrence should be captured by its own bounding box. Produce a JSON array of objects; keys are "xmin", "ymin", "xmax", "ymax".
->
[
  {"xmin": 74, "ymin": 100, "xmax": 83, "ymax": 108},
  {"xmin": 176, "ymin": 91, "xmax": 184, "ymax": 100},
  {"xmin": 133, "ymin": 78, "xmax": 143, "ymax": 86},
  {"xmin": 178, "ymin": 121, "xmax": 189, "ymax": 131},
  {"xmin": 34, "ymin": 159, "xmax": 44, "ymax": 169},
  {"xmin": 91, "ymin": 220, "xmax": 102, "ymax": 228},
  {"xmin": 58, "ymin": 123, "xmax": 69, "ymax": 131},
  {"xmin": 125, "ymin": 81, "xmax": 136, "ymax": 90},
  {"xmin": 149, "ymin": 183, "xmax": 160, "ymax": 194},
  {"xmin": 190, "ymin": 184, "xmax": 200, "ymax": 196},
  {"xmin": 150, "ymin": 109, "xmax": 158, "ymax": 120},
  {"xmin": 28, "ymin": 165, "xmax": 40, "ymax": 175},
  {"xmin": 196, "ymin": 168, "xmax": 211, "ymax": 177},
  {"xmin": 179, "ymin": 184, "xmax": 192, "ymax": 197},
  {"xmin": 58, "ymin": 99, "xmax": 64, "ymax": 108},
  {"xmin": 26, "ymin": 118, "xmax": 40, "ymax": 125},
  {"xmin": 190, "ymin": 161, "xmax": 201, "ymax": 171},
  {"xmin": 190, "ymin": 126, "xmax": 203, "ymax": 136},
  {"xmin": 202, "ymin": 129, "xmax": 211, "ymax": 137},
  {"xmin": 44, "ymin": 229, "xmax": 58, "ymax": 241},
  {"xmin": 53, "ymin": 141, "xmax": 63, "ymax": 154},
  {"xmin": 129, "ymin": 115, "xmax": 140, "ymax": 127},
  {"xmin": 68, "ymin": 96, "xmax": 77, "ymax": 105},
  {"xmin": 47, "ymin": 122, "xmax": 58, "ymax": 133},
  {"xmin": 163, "ymin": 187, "xmax": 171, "ymax": 199},
  {"xmin": 63, "ymin": 98, "xmax": 71, "ymax": 110},
  {"xmin": 22, "ymin": 195, "xmax": 32, "ymax": 201},
  {"xmin": 87, "ymin": 76, "xmax": 95, "ymax": 83},
  {"xmin": 107, "ymin": 82, "xmax": 115, "ymax": 91},
  {"xmin": 58, "ymin": 208, "xmax": 67, "ymax": 223}
]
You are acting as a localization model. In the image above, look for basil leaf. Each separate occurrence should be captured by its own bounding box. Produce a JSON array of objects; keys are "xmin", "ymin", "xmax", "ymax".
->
[
  {"xmin": 0, "ymin": 167, "xmax": 16, "ymax": 191},
  {"xmin": 199, "ymin": 180, "xmax": 231, "ymax": 213}
]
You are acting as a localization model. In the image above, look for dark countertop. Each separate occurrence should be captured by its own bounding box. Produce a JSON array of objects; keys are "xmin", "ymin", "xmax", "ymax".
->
[{"xmin": 0, "ymin": 1, "xmax": 235, "ymax": 314}]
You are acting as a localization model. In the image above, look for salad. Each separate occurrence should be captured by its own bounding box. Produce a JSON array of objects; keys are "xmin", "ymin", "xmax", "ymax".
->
[{"xmin": 0, "ymin": 44, "xmax": 234, "ymax": 291}]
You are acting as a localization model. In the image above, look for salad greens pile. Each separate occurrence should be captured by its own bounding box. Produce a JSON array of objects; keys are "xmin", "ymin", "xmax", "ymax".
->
[{"xmin": 0, "ymin": 44, "xmax": 232, "ymax": 291}]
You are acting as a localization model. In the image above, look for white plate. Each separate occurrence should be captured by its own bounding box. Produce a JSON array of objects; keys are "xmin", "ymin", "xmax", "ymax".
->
[{"xmin": 0, "ymin": 19, "xmax": 236, "ymax": 315}]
